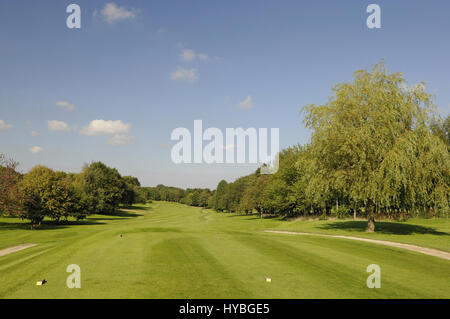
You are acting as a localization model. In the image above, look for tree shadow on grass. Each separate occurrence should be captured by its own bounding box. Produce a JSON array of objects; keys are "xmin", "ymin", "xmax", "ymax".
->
[
  {"xmin": 119, "ymin": 205, "xmax": 150, "ymax": 211},
  {"xmin": 0, "ymin": 208, "xmax": 144, "ymax": 230},
  {"xmin": 0, "ymin": 219, "xmax": 106, "ymax": 230},
  {"xmin": 318, "ymin": 220, "xmax": 449, "ymax": 236},
  {"xmin": 97, "ymin": 210, "xmax": 143, "ymax": 218}
]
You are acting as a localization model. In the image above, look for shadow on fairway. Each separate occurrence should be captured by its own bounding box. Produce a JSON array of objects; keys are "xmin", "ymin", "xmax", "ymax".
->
[
  {"xmin": 0, "ymin": 208, "xmax": 145, "ymax": 230},
  {"xmin": 97, "ymin": 210, "xmax": 143, "ymax": 218},
  {"xmin": 319, "ymin": 220, "xmax": 449, "ymax": 235},
  {"xmin": 119, "ymin": 205, "xmax": 150, "ymax": 211},
  {"xmin": 0, "ymin": 219, "xmax": 106, "ymax": 230}
]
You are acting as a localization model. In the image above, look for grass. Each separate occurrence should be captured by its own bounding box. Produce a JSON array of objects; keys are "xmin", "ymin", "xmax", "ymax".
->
[
  {"xmin": 0, "ymin": 201, "xmax": 449, "ymax": 298},
  {"xmin": 272, "ymin": 216, "xmax": 450, "ymax": 252}
]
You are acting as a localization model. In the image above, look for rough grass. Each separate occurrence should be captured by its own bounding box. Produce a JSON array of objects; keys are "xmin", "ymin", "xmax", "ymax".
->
[{"xmin": 0, "ymin": 202, "xmax": 448, "ymax": 298}]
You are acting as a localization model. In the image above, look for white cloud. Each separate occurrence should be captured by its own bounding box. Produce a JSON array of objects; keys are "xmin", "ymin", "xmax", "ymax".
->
[
  {"xmin": 56, "ymin": 100, "xmax": 75, "ymax": 111},
  {"xmin": 0, "ymin": 120, "xmax": 13, "ymax": 131},
  {"xmin": 80, "ymin": 119, "xmax": 131, "ymax": 136},
  {"xmin": 179, "ymin": 49, "xmax": 209, "ymax": 62},
  {"xmin": 238, "ymin": 95, "xmax": 253, "ymax": 109},
  {"xmin": 30, "ymin": 130, "xmax": 41, "ymax": 137},
  {"xmin": 180, "ymin": 49, "xmax": 196, "ymax": 62},
  {"xmin": 99, "ymin": 3, "xmax": 136, "ymax": 23},
  {"xmin": 80, "ymin": 120, "xmax": 135, "ymax": 146},
  {"xmin": 29, "ymin": 146, "xmax": 43, "ymax": 154},
  {"xmin": 107, "ymin": 134, "xmax": 136, "ymax": 146},
  {"xmin": 48, "ymin": 120, "xmax": 71, "ymax": 132},
  {"xmin": 170, "ymin": 67, "xmax": 198, "ymax": 84}
]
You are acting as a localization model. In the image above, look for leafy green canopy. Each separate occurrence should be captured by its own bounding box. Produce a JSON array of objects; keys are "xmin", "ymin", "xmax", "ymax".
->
[
  {"xmin": 75, "ymin": 162, "xmax": 126, "ymax": 215},
  {"xmin": 302, "ymin": 62, "xmax": 449, "ymax": 215}
]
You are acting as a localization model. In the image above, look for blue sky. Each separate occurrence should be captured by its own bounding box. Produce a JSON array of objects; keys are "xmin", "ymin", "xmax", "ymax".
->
[{"xmin": 1, "ymin": 0, "xmax": 449, "ymax": 188}]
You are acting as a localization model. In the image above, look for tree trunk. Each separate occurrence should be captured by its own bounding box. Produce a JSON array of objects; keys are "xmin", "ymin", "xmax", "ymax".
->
[{"xmin": 366, "ymin": 202, "xmax": 375, "ymax": 232}]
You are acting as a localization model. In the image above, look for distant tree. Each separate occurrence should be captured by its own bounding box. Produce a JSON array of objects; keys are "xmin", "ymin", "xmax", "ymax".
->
[
  {"xmin": 207, "ymin": 190, "xmax": 216, "ymax": 208},
  {"xmin": 239, "ymin": 173, "xmax": 269, "ymax": 217},
  {"xmin": 192, "ymin": 190, "xmax": 201, "ymax": 207},
  {"xmin": 121, "ymin": 175, "xmax": 144, "ymax": 206},
  {"xmin": 199, "ymin": 189, "xmax": 211, "ymax": 208},
  {"xmin": 262, "ymin": 147, "xmax": 302, "ymax": 216},
  {"xmin": 224, "ymin": 177, "xmax": 248, "ymax": 213},
  {"xmin": 182, "ymin": 192, "xmax": 194, "ymax": 206},
  {"xmin": 214, "ymin": 180, "xmax": 228, "ymax": 211}
]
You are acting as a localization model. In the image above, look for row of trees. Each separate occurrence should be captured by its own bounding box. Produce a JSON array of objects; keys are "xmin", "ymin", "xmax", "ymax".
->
[
  {"xmin": 142, "ymin": 185, "xmax": 213, "ymax": 208},
  {"xmin": 0, "ymin": 159, "xmax": 146, "ymax": 227},
  {"xmin": 210, "ymin": 63, "xmax": 449, "ymax": 231}
]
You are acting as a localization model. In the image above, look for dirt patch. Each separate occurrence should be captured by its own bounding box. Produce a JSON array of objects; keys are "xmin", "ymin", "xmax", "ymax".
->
[
  {"xmin": 0, "ymin": 244, "xmax": 37, "ymax": 257},
  {"xmin": 263, "ymin": 230, "xmax": 450, "ymax": 261}
]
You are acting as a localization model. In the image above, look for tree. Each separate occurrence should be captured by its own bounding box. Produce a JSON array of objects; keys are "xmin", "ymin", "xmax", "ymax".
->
[
  {"xmin": 261, "ymin": 147, "xmax": 302, "ymax": 216},
  {"xmin": 199, "ymin": 189, "xmax": 211, "ymax": 208},
  {"xmin": 75, "ymin": 162, "xmax": 125, "ymax": 214},
  {"xmin": 430, "ymin": 115, "xmax": 450, "ymax": 149},
  {"xmin": 214, "ymin": 180, "xmax": 228, "ymax": 211},
  {"xmin": 16, "ymin": 166, "xmax": 86, "ymax": 226},
  {"xmin": 17, "ymin": 166, "xmax": 54, "ymax": 226},
  {"xmin": 302, "ymin": 62, "xmax": 449, "ymax": 231},
  {"xmin": 121, "ymin": 176, "xmax": 144, "ymax": 206},
  {"xmin": 239, "ymin": 172, "xmax": 269, "ymax": 217},
  {"xmin": 207, "ymin": 190, "xmax": 216, "ymax": 208},
  {"xmin": 0, "ymin": 154, "xmax": 21, "ymax": 216}
]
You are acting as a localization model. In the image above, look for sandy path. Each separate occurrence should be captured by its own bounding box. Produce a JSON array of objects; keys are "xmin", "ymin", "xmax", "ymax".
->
[
  {"xmin": 263, "ymin": 230, "xmax": 450, "ymax": 261},
  {"xmin": 0, "ymin": 244, "xmax": 37, "ymax": 257}
]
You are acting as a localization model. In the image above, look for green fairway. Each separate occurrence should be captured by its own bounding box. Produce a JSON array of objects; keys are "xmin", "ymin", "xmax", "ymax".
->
[{"xmin": 0, "ymin": 201, "xmax": 449, "ymax": 299}]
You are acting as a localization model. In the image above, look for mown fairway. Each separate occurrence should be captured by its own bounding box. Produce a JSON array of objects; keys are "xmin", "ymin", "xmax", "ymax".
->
[{"xmin": 0, "ymin": 202, "xmax": 449, "ymax": 299}]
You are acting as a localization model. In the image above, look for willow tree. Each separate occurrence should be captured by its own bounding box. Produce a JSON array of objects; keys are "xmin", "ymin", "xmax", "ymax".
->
[{"xmin": 302, "ymin": 62, "xmax": 449, "ymax": 231}]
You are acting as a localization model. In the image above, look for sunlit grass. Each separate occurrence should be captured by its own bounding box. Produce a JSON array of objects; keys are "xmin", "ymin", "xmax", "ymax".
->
[{"xmin": 0, "ymin": 202, "xmax": 448, "ymax": 298}]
